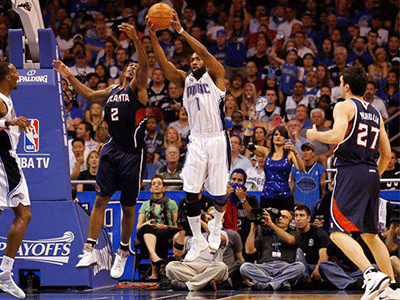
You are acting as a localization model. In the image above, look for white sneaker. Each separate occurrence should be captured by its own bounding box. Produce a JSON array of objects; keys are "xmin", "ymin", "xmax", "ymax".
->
[
  {"xmin": 0, "ymin": 270, "xmax": 25, "ymax": 299},
  {"xmin": 207, "ymin": 218, "xmax": 222, "ymax": 252},
  {"xmin": 110, "ymin": 249, "xmax": 129, "ymax": 279},
  {"xmin": 361, "ymin": 271, "xmax": 391, "ymax": 300},
  {"xmin": 375, "ymin": 287, "xmax": 400, "ymax": 300},
  {"xmin": 76, "ymin": 244, "xmax": 97, "ymax": 269},
  {"xmin": 184, "ymin": 236, "xmax": 208, "ymax": 262}
]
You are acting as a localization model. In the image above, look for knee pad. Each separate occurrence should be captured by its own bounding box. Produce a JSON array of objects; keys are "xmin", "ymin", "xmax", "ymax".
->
[
  {"xmin": 185, "ymin": 192, "xmax": 201, "ymax": 217},
  {"xmin": 213, "ymin": 195, "xmax": 227, "ymax": 206}
]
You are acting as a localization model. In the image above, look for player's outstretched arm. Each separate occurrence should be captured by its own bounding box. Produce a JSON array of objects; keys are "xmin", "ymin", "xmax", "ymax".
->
[
  {"xmin": 52, "ymin": 60, "xmax": 111, "ymax": 103},
  {"xmin": 377, "ymin": 116, "xmax": 391, "ymax": 176},
  {"xmin": 171, "ymin": 10, "xmax": 225, "ymax": 90},
  {"xmin": 307, "ymin": 101, "xmax": 353, "ymax": 144},
  {"xmin": 118, "ymin": 22, "xmax": 148, "ymax": 93},
  {"xmin": 147, "ymin": 17, "xmax": 186, "ymax": 89}
]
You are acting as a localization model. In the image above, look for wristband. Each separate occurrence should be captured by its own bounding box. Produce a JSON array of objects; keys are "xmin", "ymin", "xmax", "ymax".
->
[
  {"xmin": 246, "ymin": 127, "xmax": 254, "ymax": 131},
  {"xmin": 174, "ymin": 242, "xmax": 184, "ymax": 250},
  {"xmin": 177, "ymin": 27, "xmax": 184, "ymax": 34},
  {"xmin": 0, "ymin": 120, "xmax": 6, "ymax": 127},
  {"xmin": 240, "ymin": 198, "xmax": 246, "ymax": 204}
]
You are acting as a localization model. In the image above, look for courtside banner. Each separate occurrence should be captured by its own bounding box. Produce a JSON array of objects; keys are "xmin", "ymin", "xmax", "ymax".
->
[{"xmin": 12, "ymin": 68, "xmax": 71, "ymax": 201}]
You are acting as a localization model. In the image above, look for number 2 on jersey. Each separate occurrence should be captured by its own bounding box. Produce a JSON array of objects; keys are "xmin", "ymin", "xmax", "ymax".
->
[
  {"xmin": 111, "ymin": 107, "xmax": 119, "ymax": 121},
  {"xmin": 357, "ymin": 123, "xmax": 379, "ymax": 150}
]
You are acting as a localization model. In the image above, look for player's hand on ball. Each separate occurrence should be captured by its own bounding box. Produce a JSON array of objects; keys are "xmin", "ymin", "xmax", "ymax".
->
[
  {"xmin": 145, "ymin": 16, "xmax": 157, "ymax": 37},
  {"xmin": 118, "ymin": 22, "xmax": 138, "ymax": 41},
  {"xmin": 306, "ymin": 124, "xmax": 318, "ymax": 141},
  {"xmin": 171, "ymin": 10, "xmax": 182, "ymax": 33},
  {"xmin": 52, "ymin": 60, "xmax": 71, "ymax": 78}
]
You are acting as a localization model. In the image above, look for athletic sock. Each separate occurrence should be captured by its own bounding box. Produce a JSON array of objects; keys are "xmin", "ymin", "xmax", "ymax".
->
[
  {"xmin": 0, "ymin": 256, "xmax": 14, "ymax": 272},
  {"xmin": 86, "ymin": 238, "xmax": 97, "ymax": 248},
  {"xmin": 363, "ymin": 265, "xmax": 377, "ymax": 277},
  {"xmin": 187, "ymin": 215, "xmax": 202, "ymax": 239},
  {"xmin": 120, "ymin": 241, "xmax": 129, "ymax": 252},
  {"xmin": 213, "ymin": 209, "xmax": 225, "ymax": 228}
]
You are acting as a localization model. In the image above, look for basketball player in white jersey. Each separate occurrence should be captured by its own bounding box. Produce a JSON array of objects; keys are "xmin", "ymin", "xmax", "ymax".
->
[
  {"xmin": 0, "ymin": 62, "xmax": 33, "ymax": 299},
  {"xmin": 148, "ymin": 12, "xmax": 229, "ymax": 261}
]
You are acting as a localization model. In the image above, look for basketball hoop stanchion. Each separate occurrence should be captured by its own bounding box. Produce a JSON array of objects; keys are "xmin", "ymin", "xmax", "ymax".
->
[{"xmin": 0, "ymin": 26, "xmax": 116, "ymax": 288}]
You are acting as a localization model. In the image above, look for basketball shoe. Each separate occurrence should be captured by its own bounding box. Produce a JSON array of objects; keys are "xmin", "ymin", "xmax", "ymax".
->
[
  {"xmin": 0, "ymin": 270, "xmax": 25, "ymax": 299},
  {"xmin": 361, "ymin": 271, "xmax": 391, "ymax": 300},
  {"xmin": 207, "ymin": 218, "xmax": 222, "ymax": 252},
  {"xmin": 76, "ymin": 243, "xmax": 97, "ymax": 269},
  {"xmin": 184, "ymin": 236, "xmax": 208, "ymax": 262},
  {"xmin": 110, "ymin": 249, "xmax": 129, "ymax": 279}
]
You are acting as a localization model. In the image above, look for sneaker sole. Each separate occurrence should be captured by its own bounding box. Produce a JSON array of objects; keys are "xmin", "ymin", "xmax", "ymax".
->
[
  {"xmin": 361, "ymin": 276, "xmax": 390, "ymax": 300},
  {"xmin": 184, "ymin": 243, "xmax": 209, "ymax": 262},
  {"xmin": 76, "ymin": 261, "xmax": 98, "ymax": 269}
]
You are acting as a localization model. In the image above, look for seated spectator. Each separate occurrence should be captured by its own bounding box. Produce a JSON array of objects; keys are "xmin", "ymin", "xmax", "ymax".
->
[
  {"xmin": 168, "ymin": 106, "xmax": 189, "ymax": 141},
  {"xmin": 159, "ymin": 127, "xmax": 186, "ymax": 165},
  {"xmin": 314, "ymin": 38, "xmax": 334, "ymax": 67},
  {"xmin": 245, "ymin": 155, "xmax": 266, "ymax": 192},
  {"xmin": 230, "ymin": 135, "xmax": 252, "ymax": 174},
  {"xmin": 315, "ymin": 95, "xmax": 333, "ymax": 128},
  {"xmin": 298, "ymin": 54, "xmax": 316, "ymax": 84},
  {"xmin": 223, "ymin": 227, "xmax": 246, "ymax": 289},
  {"xmin": 68, "ymin": 121, "xmax": 99, "ymax": 162},
  {"xmin": 167, "ymin": 217, "xmax": 229, "ymax": 291},
  {"xmin": 136, "ymin": 176, "xmax": 180, "ymax": 281},
  {"xmin": 300, "ymin": 108, "xmax": 333, "ymax": 167},
  {"xmin": 287, "ymin": 118, "xmax": 309, "ymax": 155},
  {"xmin": 385, "ymin": 221, "xmax": 400, "ymax": 284},
  {"xmin": 209, "ymin": 30, "xmax": 229, "ymax": 66},
  {"xmin": 290, "ymin": 143, "xmax": 326, "ymax": 209},
  {"xmin": 381, "ymin": 150, "xmax": 400, "ymax": 190},
  {"xmin": 245, "ymin": 126, "xmax": 268, "ymax": 158},
  {"xmin": 95, "ymin": 38, "xmax": 117, "ymax": 67},
  {"xmin": 56, "ymin": 23, "xmax": 74, "ymax": 60},
  {"xmin": 294, "ymin": 31, "xmax": 314, "ymax": 59},
  {"xmin": 225, "ymin": 169, "xmax": 259, "ymax": 244},
  {"xmin": 328, "ymin": 46, "xmax": 350, "ymax": 86},
  {"xmin": 160, "ymin": 82, "xmax": 183, "ymax": 125},
  {"xmin": 144, "ymin": 116, "xmax": 164, "ymax": 165},
  {"xmin": 169, "ymin": 38, "xmax": 192, "ymax": 72},
  {"xmin": 69, "ymin": 50, "xmax": 95, "ymax": 77},
  {"xmin": 94, "ymin": 64, "xmax": 111, "ymax": 85},
  {"xmin": 240, "ymin": 83, "xmax": 258, "ymax": 120},
  {"xmin": 224, "ymin": 94, "xmax": 238, "ymax": 127},
  {"xmin": 240, "ymin": 209, "xmax": 304, "ymax": 291},
  {"xmin": 76, "ymin": 150, "xmax": 99, "ymax": 192},
  {"xmin": 228, "ymin": 111, "xmax": 246, "ymax": 139},
  {"xmin": 248, "ymin": 38, "xmax": 269, "ymax": 72},
  {"xmin": 347, "ymin": 36, "xmax": 374, "ymax": 67},
  {"xmin": 109, "ymin": 47, "xmax": 131, "ymax": 80},
  {"xmin": 229, "ymin": 74, "xmax": 244, "ymax": 106},
  {"xmin": 156, "ymin": 145, "xmax": 184, "ymax": 191},
  {"xmin": 294, "ymin": 205, "xmax": 330, "ymax": 284},
  {"xmin": 368, "ymin": 47, "xmax": 389, "ymax": 86},
  {"xmin": 147, "ymin": 68, "xmax": 168, "ymax": 107},
  {"xmin": 257, "ymin": 88, "xmax": 281, "ymax": 124},
  {"xmin": 70, "ymin": 138, "xmax": 86, "ymax": 180},
  {"xmin": 316, "ymin": 63, "xmax": 334, "ymax": 89},
  {"xmin": 387, "ymin": 35, "xmax": 400, "ymax": 65},
  {"xmin": 295, "ymin": 104, "xmax": 312, "ymax": 130},
  {"xmin": 64, "ymin": 88, "xmax": 84, "ymax": 135},
  {"xmin": 285, "ymin": 81, "xmax": 308, "ymax": 120},
  {"xmin": 304, "ymin": 70, "xmax": 320, "ymax": 110},
  {"xmin": 86, "ymin": 102, "xmax": 108, "ymax": 134},
  {"xmin": 364, "ymin": 81, "xmax": 389, "ymax": 121}
]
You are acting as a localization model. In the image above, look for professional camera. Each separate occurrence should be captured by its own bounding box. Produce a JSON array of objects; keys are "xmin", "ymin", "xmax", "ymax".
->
[{"xmin": 250, "ymin": 207, "xmax": 281, "ymax": 225}]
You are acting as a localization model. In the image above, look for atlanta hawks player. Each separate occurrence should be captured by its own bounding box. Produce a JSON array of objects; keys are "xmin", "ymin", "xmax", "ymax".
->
[{"xmin": 148, "ymin": 12, "xmax": 229, "ymax": 261}]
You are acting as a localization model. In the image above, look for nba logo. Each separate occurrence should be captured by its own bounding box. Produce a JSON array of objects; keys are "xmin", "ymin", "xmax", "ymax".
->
[{"xmin": 24, "ymin": 119, "xmax": 39, "ymax": 152}]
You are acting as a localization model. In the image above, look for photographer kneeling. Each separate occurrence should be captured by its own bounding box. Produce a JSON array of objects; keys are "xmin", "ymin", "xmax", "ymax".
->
[{"xmin": 240, "ymin": 208, "xmax": 305, "ymax": 291}]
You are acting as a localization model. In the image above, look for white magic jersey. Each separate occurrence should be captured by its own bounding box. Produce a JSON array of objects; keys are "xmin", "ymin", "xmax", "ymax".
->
[
  {"xmin": 183, "ymin": 72, "xmax": 225, "ymax": 134},
  {"xmin": 0, "ymin": 92, "xmax": 19, "ymax": 151}
]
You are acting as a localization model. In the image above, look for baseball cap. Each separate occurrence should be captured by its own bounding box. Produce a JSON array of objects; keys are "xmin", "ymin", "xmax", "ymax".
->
[
  {"xmin": 266, "ymin": 73, "xmax": 277, "ymax": 79},
  {"xmin": 217, "ymin": 30, "xmax": 226, "ymax": 36},
  {"xmin": 75, "ymin": 50, "xmax": 86, "ymax": 58},
  {"xmin": 301, "ymin": 143, "xmax": 315, "ymax": 152},
  {"xmin": 286, "ymin": 47, "xmax": 298, "ymax": 55}
]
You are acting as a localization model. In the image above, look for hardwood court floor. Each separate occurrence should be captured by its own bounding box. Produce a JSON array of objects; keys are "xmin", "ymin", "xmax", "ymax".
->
[{"xmin": 1, "ymin": 287, "xmax": 367, "ymax": 300}]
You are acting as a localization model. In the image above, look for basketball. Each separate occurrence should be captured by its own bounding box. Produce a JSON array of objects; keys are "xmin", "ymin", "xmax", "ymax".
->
[{"xmin": 147, "ymin": 3, "xmax": 173, "ymax": 31}]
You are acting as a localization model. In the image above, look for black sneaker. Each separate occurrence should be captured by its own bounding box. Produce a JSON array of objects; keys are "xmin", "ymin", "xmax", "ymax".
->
[
  {"xmin": 282, "ymin": 280, "xmax": 291, "ymax": 291},
  {"xmin": 171, "ymin": 279, "xmax": 188, "ymax": 291}
]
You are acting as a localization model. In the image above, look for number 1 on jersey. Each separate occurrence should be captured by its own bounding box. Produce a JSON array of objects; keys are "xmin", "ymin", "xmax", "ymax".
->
[
  {"xmin": 195, "ymin": 97, "xmax": 200, "ymax": 111},
  {"xmin": 111, "ymin": 107, "xmax": 119, "ymax": 121}
]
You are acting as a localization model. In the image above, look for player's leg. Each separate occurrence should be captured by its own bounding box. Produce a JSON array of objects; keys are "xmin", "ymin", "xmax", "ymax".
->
[
  {"xmin": 0, "ymin": 204, "xmax": 31, "ymax": 299},
  {"xmin": 181, "ymin": 137, "xmax": 208, "ymax": 261},
  {"xmin": 206, "ymin": 133, "xmax": 230, "ymax": 251}
]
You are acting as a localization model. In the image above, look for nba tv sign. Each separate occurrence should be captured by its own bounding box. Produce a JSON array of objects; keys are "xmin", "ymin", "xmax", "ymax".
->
[{"xmin": 24, "ymin": 119, "xmax": 39, "ymax": 152}]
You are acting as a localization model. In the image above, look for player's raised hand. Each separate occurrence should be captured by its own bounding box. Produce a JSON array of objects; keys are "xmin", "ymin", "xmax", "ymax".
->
[
  {"xmin": 171, "ymin": 10, "xmax": 183, "ymax": 33},
  {"xmin": 306, "ymin": 124, "xmax": 318, "ymax": 141},
  {"xmin": 118, "ymin": 22, "xmax": 138, "ymax": 41},
  {"xmin": 52, "ymin": 60, "xmax": 72, "ymax": 78},
  {"xmin": 145, "ymin": 15, "xmax": 156, "ymax": 37},
  {"xmin": 8, "ymin": 116, "xmax": 33, "ymax": 132}
]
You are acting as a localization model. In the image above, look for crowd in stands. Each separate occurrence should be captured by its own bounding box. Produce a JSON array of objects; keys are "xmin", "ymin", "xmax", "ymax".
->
[{"xmin": 2, "ymin": 0, "xmax": 400, "ymax": 292}]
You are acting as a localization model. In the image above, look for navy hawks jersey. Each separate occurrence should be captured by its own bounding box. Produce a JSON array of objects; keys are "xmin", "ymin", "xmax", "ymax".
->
[
  {"xmin": 333, "ymin": 98, "xmax": 381, "ymax": 167},
  {"xmin": 104, "ymin": 85, "xmax": 147, "ymax": 151}
]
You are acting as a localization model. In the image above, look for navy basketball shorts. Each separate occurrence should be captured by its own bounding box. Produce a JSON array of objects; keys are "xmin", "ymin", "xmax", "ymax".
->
[
  {"xmin": 96, "ymin": 141, "xmax": 145, "ymax": 207},
  {"xmin": 330, "ymin": 164, "xmax": 380, "ymax": 234}
]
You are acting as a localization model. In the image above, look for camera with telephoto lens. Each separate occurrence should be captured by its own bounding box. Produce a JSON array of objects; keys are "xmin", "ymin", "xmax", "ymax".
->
[{"xmin": 251, "ymin": 207, "xmax": 281, "ymax": 225}]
